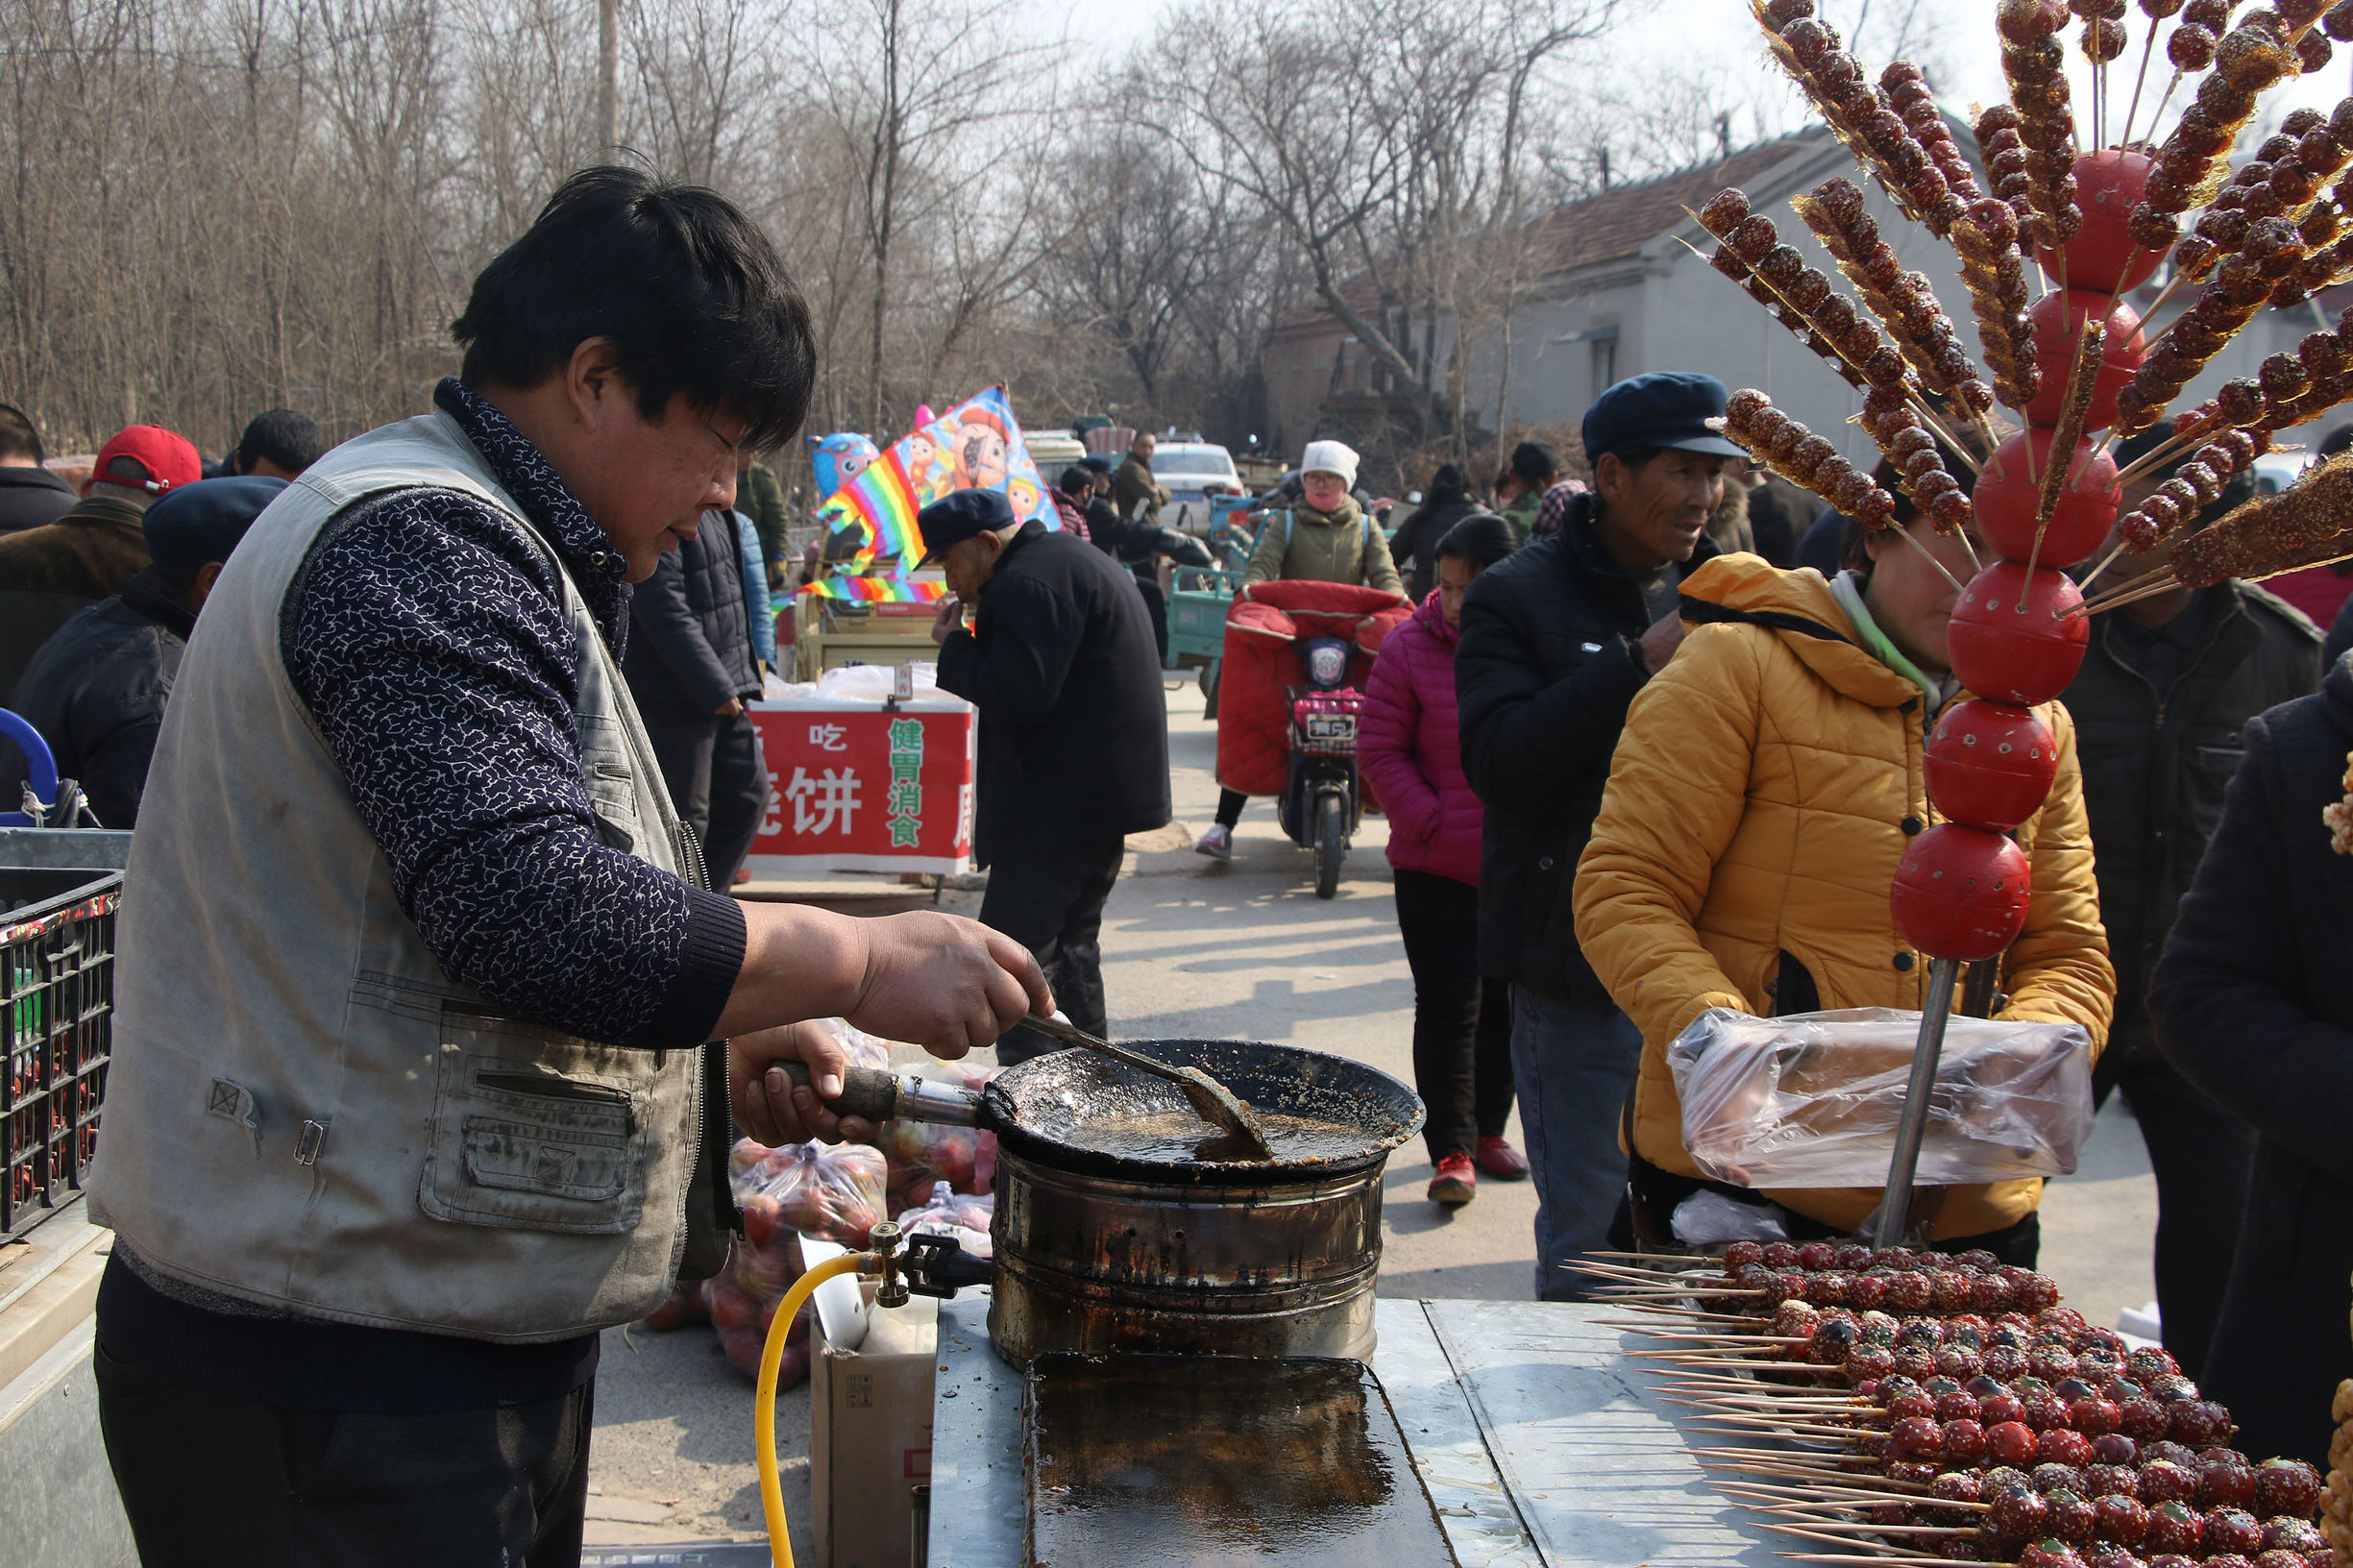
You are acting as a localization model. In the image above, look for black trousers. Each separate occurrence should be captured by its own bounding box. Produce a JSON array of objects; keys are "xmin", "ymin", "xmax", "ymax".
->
[
  {"xmin": 95, "ymin": 1345, "xmax": 594, "ymax": 1567},
  {"xmin": 1393, "ymin": 867, "xmax": 1514, "ymax": 1160},
  {"xmin": 981, "ymin": 836, "xmax": 1125, "ymax": 1066},
  {"xmin": 643, "ymin": 705, "xmax": 771, "ymax": 886},
  {"xmin": 1132, "ymin": 570, "xmax": 1167, "ymax": 666},
  {"xmin": 2094, "ymin": 1027, "xmax": 2255, "ymax": 1383}
]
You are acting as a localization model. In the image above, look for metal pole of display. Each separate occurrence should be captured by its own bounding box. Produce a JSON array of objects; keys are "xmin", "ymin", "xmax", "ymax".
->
[{"xmin": 1871, "ymin": 954, "xmax": 1962, "ymax": 1250}]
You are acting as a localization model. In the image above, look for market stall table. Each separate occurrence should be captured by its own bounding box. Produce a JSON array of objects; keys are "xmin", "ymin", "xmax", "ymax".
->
[{"xmin": 925, "ymin": 1292, "xmax": 1784, "ymax": 1568}]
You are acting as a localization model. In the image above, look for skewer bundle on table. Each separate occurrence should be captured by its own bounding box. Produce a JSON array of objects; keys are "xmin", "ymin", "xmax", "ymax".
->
[{"xmin": 1574, "ymin": 1246, "xmax": 2337, "ymax": 1568}]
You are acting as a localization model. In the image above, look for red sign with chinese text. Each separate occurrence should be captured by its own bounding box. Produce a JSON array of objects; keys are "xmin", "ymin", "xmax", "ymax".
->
[{"xmin": 744, "ymin": 698, "xmax": 974, "ymax": 875}]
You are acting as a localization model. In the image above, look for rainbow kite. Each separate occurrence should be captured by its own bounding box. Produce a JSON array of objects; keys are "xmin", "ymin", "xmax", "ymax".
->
[
  {"xmin": 813, "ymin": 385, "xmax": 1057, "ymax": 576},
  {"xmin": 798, "ymin": 574, "xmax": 950, "ymax": 603}
]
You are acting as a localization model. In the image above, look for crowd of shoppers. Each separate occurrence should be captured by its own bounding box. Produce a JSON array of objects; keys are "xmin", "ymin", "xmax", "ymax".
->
[
  {"xmin": 1361, "ymin": 514, "xmax": 1525, "ymax": 1205},
  {"xmin": 8, "ymin": 159, "xmax": 2351, "ymax": 1520}
]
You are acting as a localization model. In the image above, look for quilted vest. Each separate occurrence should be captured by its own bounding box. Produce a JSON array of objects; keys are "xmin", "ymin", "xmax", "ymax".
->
[{"xmin": 84, "ymin": 410, "xmax": 705, "ymax": 1342}]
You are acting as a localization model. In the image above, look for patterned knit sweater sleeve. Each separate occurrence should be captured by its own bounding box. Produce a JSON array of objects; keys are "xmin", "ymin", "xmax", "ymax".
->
[{"xmin": 281, "ymin": 485, "xmax": 746, "ymax": 1050}]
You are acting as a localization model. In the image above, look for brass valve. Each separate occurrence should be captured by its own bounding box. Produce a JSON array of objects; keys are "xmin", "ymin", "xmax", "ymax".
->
[{"xmin": 865, "ymin": 1220, "xmax": 912, "ymax": 1309}]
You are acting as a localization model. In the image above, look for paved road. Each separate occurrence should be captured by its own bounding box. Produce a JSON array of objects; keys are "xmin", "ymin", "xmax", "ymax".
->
[{"xmin": 584, "ymin": 675, "xmax": 2163, "ymax": 1550}]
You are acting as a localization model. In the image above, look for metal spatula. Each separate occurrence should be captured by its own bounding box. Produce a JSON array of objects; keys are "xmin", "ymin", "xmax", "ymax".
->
[{"xmin": 1022, "ymin": 1014, "xmax": 1276, "ymax": 1162}]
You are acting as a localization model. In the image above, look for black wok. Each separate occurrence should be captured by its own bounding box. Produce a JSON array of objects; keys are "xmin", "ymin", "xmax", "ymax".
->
[{"xmin": 793, "ymin": 1037, "xmax": 1423, "ymax": 1186}]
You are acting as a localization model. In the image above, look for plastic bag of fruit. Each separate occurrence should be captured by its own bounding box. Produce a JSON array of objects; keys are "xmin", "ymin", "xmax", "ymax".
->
[
  {"xmin": 895, "ymin": 1179, "xmax": 994, "ymax": 1262},
  {"xmin": 728, "ymin": 1137, "xmax": 888, "ymax": 1249},
  {"xmin": 701, "ymin": 1236, "xmax": 817, "ymax": 1383},
  {"xmin": 877, "ymin": 1058, "xmax": 1000, "ymax": 1206},
  {"xmin": 809, "ymin": 1016, "xmax": 893, "ymax": 1073}
]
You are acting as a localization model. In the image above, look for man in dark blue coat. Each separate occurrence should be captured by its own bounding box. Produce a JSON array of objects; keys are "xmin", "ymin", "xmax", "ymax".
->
[
  {"xmin": 2151, "ymin": 651, "xmax": 2353, "ymax": 1470},
  {"xmin": 7, "ymin": 476, "xmax": 283, "ymax": 825},
  {"xmin": 925, "ymin": 488, "xmax": 1171, "ymax": 1063},
  {"xmin": 622, "ymin": 505, "xmax": 770, "ymax": 885}
]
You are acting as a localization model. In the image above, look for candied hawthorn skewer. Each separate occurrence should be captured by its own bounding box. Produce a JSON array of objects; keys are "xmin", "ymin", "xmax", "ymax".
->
[
  {"xmin": 1852, "ymin": 386, "xmax": 1977, "ymax": 534},
  {"xmin": 1721, "ymin": 388, "xmax": 1900, "ymax": 529},
  {"xmin": 1997, "ymin": 0, "xmax": 2085, "ymax": 261},
  {"xmin": 2089, "ymin": 453, "xmax": 2353, "ymax": 614},
  {"xmin": 1797, "ymin": 178, "xmax": 1992, "ymax": 420},
  {"xmin": 2115, "ymin": 0, "xmax": 2185, "ymax": 148},
  {"xmin": 2129, "ymin": 7, "xmax": 2296, "ymax": 265},
  {"xmin": 2167, "ymin": 453, "xmax": 2353, "ymax": 585},
  {"xmin": 2114, "ymin": 215, "xmax": 2313, "ymax": 435},
  {"xmin": 1955, "ymin": 195, "xmax": 2043, "ymax": 409},
  {"xmin": 1700, "ymin": 192, "xmax": 1894, "ymax": 394},
  {"xmin": 1757, "ymin": 1, "xmax": 1970, "ymax": 235}
]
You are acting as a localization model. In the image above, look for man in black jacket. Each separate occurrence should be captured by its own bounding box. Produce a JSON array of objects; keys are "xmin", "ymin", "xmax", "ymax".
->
[
  {"xmin": 7, "ymin": 476, "xmax": 283, "ymax": 825},
  {"xmin": 925, "ymin": 488, "xmax": 1171, "ymax": 1064},
  {"xmin": 622, "ymin": 505, "xmax": 771, "ymax": 886},
  {"xmin": 2149, "ymin": 653, "xmax": 2353, "ymax": 1470},
  {"xmin": 2063, "ymin": 435, "xmax": 2321, "ymax": 1381},
  {"xmin": 0, "ymin": 402, "xmax": 75, "ymax": 534},
  {"xmin": 1455, "ymin": 372, "xmax": 1739, "ymax": 1299}
]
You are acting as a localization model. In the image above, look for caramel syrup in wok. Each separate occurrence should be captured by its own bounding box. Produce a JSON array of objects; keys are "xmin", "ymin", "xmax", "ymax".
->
[{"xmin": 1059, "ymin": 1107, "xmax": 1381, "ymax": 1164}]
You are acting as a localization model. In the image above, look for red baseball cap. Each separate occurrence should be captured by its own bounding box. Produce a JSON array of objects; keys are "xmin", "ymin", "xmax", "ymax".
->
[{"xmin": 89, "ymin": 425, "xmax": 202, "ymax": 496}]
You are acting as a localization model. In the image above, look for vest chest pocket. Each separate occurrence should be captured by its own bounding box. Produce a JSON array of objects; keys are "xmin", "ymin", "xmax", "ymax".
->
[
  {"xmin": 420, "ymin": 1009, "xmax": 652, "ymax": 1235},
  {"xmin": 578, "ymin": 716, "xmax": 646, "ymax": 853}
]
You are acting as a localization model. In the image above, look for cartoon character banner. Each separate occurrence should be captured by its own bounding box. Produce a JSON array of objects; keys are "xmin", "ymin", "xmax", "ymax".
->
[{"xmin": 805, "ymin": 386, "xmax": 1057, "ymax": 591}]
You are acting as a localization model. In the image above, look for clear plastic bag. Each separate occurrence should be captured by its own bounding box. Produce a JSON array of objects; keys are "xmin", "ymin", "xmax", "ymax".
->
[
  {"xmin": 894, "ymin": 1179, "xmax": 994, "ymax": 1261},
  {"xmin": 808, "ymin": 1016, "xmax": 893, "ymax": 1073},
  {"xmin": 1666, "ymin": 1006, "xmax": 2096, "ymax": 1189},
  {"xmin": 877, "ymin": 1058, "xmax": 999, "ymax": 1208},
  {"xmin": 728, "ymin": 1137, "xmax": 889, "ymax": 1249}
]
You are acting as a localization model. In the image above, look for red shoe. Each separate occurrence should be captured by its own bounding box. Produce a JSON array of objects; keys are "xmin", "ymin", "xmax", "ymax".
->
[
  {"xmin": 1476, "ymin": 1137, "xmax": 1530, "ymax": 1181},
  {"xmin": 1429, "ymin": 1153, "xmax": 1477, "ymax": 1207}
]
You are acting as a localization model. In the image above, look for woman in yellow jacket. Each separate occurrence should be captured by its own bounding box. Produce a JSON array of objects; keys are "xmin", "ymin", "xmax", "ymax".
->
[{"xmin": 1571, "ymin": 493, "xmax": 2113, "ymax": 1264}]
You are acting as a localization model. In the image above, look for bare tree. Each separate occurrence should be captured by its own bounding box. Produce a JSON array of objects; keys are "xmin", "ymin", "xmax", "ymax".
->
[{"xmin": 803, "ymin": 0, "xmax": 1056, "ymax": 430}]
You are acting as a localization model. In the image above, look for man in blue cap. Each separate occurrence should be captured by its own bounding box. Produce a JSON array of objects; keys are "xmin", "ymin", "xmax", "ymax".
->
[
  {"xmin": 924, "ymin": 486, "xmax": 1171, "ymax": 1063},
  {"xmin": 7, "ymin": 474, "xmax": 285, "ymax": 826},
  {"xmin": 1453, "ymin": 371, "xmax": 1746, "ymax": 1297}
]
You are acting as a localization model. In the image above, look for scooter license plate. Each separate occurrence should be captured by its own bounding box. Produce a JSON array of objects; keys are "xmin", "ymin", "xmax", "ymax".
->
[{"xmin": 1302, "ymin": 713, "xmax": 1356, "ymax": 745}]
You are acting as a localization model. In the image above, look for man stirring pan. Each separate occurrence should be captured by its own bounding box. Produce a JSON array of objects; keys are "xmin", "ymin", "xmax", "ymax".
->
[{"xmin": 82, "ymin": 167, "xmax": 1048, "ymax": 1566}]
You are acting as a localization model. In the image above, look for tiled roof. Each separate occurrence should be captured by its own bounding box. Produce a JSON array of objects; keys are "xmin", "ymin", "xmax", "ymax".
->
[
  {"xmin": 1272, "ymin": 128, "xmax": 1834, "ymax": 334},
  {"xmin": 1525, "ymin": 129, "xmax": 1830, "ymax": 273}
]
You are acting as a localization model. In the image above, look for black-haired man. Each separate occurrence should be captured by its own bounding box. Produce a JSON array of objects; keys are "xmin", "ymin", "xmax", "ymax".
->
[
  {"xmin": 84, "ymin": 167, "xmax": 1050, "ymax": 1565},
  {"xmin": 1494, "ymin": 439, "xmax": 1560, "ymax": 543},
  {"xmin": 0, "ymin": 401, "xmax": 74, "ymax": 534},
  {"xmin": 7, "ymin": 476, "xmax": 282, "ymax": 825},
  {"xmin": 232, "ymin": 407, "xmax": 326, "ymax": 478},
  {"xmin": 1456, "ymin": 372, "xmax": 1740, "ymax": 1300}
]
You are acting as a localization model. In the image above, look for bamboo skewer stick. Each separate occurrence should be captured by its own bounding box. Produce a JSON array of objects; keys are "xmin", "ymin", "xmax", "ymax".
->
[
  {"xmin": 2119, "ymin": 26, "xmax": 2160, "ymax": 148},
  {"xmin": 2027, "ymin": 324, "xmax": 2107, "ymax": 582},
  {"xmin": 1891, "ymin": 516, "xmax": 1969, "ymax": 595}
]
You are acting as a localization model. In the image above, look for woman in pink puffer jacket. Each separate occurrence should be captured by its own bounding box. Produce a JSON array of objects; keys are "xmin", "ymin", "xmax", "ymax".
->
[{"xmin": 1361, "ymin": 515, "xmax": 1524, "ymax": 1208}]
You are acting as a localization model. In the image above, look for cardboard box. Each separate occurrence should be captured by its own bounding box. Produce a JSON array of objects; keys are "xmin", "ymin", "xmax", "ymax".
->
[{"xmin": 808, "ymin": 1244, "xmax": 936, "ymax": 1568}]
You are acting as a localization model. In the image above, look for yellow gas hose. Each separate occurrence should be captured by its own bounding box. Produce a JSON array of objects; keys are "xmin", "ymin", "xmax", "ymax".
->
[{"xmin": 756, "ymin": 1252, "xmax": 868, "ymax": 1567}]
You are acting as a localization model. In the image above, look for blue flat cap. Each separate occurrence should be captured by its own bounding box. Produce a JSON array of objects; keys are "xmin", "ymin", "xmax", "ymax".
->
[
  {"xmin": 916, "ymin": 486, "xmax": 1017, "ymax": 565},
  {"xmin": 141, "ymin": 475, "xmax": 287, "ymax": 575},
  {"xmin": 1582, "ymin": 372, "xmax": 1747, "ymax": 465}
]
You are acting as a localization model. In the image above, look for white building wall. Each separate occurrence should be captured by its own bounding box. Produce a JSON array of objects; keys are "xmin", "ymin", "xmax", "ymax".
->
[{"xmin": 1464, "ymin": 155, "xmax": 1997, "ymax": 473}]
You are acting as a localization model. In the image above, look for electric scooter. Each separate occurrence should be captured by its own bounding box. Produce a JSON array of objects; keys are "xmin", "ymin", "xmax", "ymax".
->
[{"xmin": 1274, "ymin": 635, "xmax": 1362, "ymax": 899}]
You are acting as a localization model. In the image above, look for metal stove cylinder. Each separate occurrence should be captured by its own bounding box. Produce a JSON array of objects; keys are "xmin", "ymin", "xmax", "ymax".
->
[{"xmin": 984, "ymin": 1142, "xmax": 1385, "ymax": 1367}]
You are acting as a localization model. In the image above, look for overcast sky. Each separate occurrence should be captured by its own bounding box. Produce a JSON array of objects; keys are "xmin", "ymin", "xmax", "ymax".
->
[{"xmin": 1048, "ymin": 0, "xmax": 2353, "ymax": 163}]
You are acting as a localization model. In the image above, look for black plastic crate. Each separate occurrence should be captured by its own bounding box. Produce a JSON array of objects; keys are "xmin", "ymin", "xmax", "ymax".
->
[{"xmin": 3, "ymin": 868, "xmax": 121, "ymax": 1238}]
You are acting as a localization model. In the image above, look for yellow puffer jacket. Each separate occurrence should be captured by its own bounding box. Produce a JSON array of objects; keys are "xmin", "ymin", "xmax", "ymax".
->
[{"xmin": 1572, "ymin": 554, "xmax": 2113, "ymax": 1240}]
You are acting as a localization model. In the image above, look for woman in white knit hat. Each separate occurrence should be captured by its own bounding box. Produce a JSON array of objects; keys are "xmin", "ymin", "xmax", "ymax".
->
[{"xmin": 1196, "ymin": 438, "xmax": 1405, "ymax": 859}]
